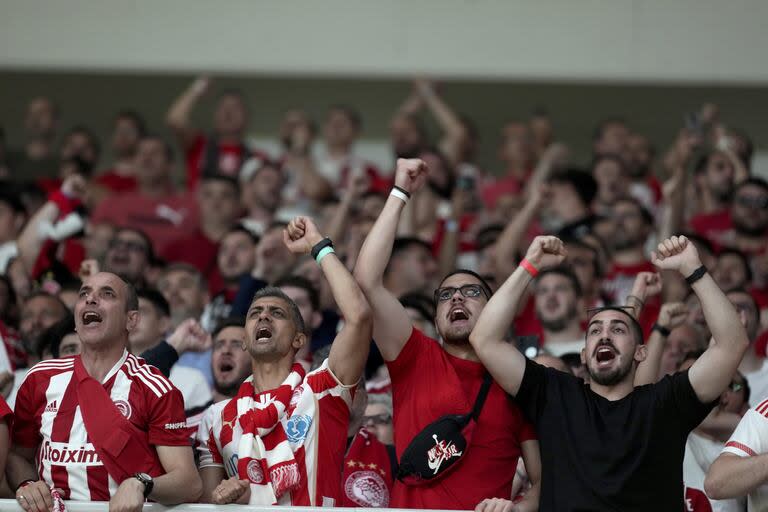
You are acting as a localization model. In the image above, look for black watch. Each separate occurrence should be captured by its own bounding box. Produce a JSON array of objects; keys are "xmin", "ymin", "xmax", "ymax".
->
[{"xmin": 134, "ymin": 473, "xmax": 154, "ymax": 498}]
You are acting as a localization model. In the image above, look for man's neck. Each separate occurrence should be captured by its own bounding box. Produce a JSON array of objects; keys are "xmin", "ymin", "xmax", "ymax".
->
[
  {"xmin": 112, "ymin": 157, "xmax": 135, "ymax": 176},
  {"xmin": 589, "ymin": 376, "xmax": 635, "ymax": 401},
  {"xmin": 701, "ymin": 191, "xmax": 728, "ymax": 215},
  {"xmin": 80, "ymin": 341, "xmax": 127, "ymax": 383},
  {"xmin": 201, "ymin": 221, "xmax": 231, "ymax": 243},
  {"xmin": 212, "ymin": 390, "xmax": 230, "ymax": 403},
  {"xmin": 250, "ymin": 359, "xmax": 293, "ymax": 395},
  {"xmin": 442, "ymin": 340, "xmax": 480, "ymax": 362},
  {"xmin": 137, "ymin": 178, "xmax": 173, "ymax": 198},
  {"xmin": 611, "ymin": 247, "xmax": 646, "ymax": 266},
  {"xmin": 739, "ymin": 347, "xmax": 763, "ymax": 375},
  {"xmin": 325, "ymin": 143, "xmax": 351, "ymax": 160},
  {"xmin": 543, "ymin": 321, "xmax": 584, "ymax": 344}
]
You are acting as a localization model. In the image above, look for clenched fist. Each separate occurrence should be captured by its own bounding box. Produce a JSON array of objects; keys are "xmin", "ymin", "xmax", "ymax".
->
[
  {"xmin": 394, "ymin": 158, "xmax": 428, "ymax": 195},
  {"xmin": 283, "ymin": 216, "xmax": 324, "ymax": 255},
  {"xmin": 523, "ymin": 236, "xmax": 567, "ymax": 271},
  {"xmin": 651, "ymin": 236, "xmax": 702, "ymax": 277}
]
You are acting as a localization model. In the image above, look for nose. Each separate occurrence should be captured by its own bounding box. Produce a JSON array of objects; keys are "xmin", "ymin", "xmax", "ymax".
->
[{"xmin": 450, "ymin": 290, "xmax": 465, "ymax": 303}]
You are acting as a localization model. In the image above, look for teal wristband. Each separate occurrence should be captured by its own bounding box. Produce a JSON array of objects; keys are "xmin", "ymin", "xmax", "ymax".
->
[{"xmin": 316, "ymin": 246, "xmax": 335, "ymax": 265}]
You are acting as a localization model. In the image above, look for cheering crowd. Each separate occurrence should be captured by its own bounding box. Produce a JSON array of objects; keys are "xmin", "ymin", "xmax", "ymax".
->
[{"xmin": 0, "ymin": 76, "xmax": 766, "ymax": 511}]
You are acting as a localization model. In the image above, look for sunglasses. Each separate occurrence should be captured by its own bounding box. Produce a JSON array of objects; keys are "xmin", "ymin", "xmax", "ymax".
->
[
  {"xmin": 434, "ymin": 284, "xmax": 489, "ymax": 303},
  {"xmin": 728, "ymin": 381, "xmax": 744, "ymax": 393}
]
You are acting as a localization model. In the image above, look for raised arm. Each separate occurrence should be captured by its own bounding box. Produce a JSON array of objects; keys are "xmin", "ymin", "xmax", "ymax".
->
[
  {"xmin": 493, "ymin": 185, "xmax": 546, "ymax": 279},
  {"xmin": 413, "ymin": 79, "xmax": 468, "ymax": 166},
  {"xmin": 651, "ymin": 235, "xmax": 749, "ymax": 402},
  {"xmin": 469, "ymin": 236, "xmax": 566, "ymax": 396},
  {"xmin": 634, "ymin": 301, "xmax": 687, "ymax": 386},
  {"xmin": 166, "ymin": 76, "xmax": 209, "ymax": 149},
  {"xmin": 353, "ymin": 159, "xmax": 429, "ymax": 361},
  {"xmin": 284, "ymin": 217, "xmax": 372, "ymax": 385}
]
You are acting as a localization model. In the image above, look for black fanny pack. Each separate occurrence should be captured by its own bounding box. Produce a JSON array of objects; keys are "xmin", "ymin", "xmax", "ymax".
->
[{"xmin": 396, "ymin": 373, "xmax": 492, "ymax": 485}]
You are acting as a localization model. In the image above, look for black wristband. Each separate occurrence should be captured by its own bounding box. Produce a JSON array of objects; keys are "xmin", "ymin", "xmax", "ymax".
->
[
  {"xmin": 15, "ymin": 480, "xmax": 37, "ymax": 492},
  {"xmin": 652, "ymin": 323, "xmax": 671, "ymax": 337},
  {"xmin": 393, "ymin": 185, "xmax": 411, "ymax": 199},
  {"xmin": 685, "ymin": 265, "xmax": 707, "ymax": 286},
  {"xmin": 310, "ymin": 238, "xmax": 334, "ymax": 260}
]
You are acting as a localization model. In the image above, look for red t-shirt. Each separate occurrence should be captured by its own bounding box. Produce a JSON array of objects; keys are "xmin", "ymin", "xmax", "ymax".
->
[
  {"xmin": 387, "ymin": 328, "xmax": 536, "ymax": 509},
  {"xmin": 91, "ymin": 192, "xmax": 198, "ymax": 256},
  {"xmin": 94, "ymin": 170, "xmax": 138, "ymax": 193},
  {"xmin": 602, "ymin": 260, "xmax": 656, "ymax": 304},
  {"xmin": 0, "ymin": 394, "xmax": 12, "ymax": 432},
  {"xmin": 480, "ymin": 174, "xmax": 526, "ymax": 211},
  {"xmin": 162, "ymin": 230, "xmax": 220, "ymax": 284},
  {"xmin": 688, "ymin": 209, "xmax": 732, "ymax": 246},
  {"xmin": 186, "ymin": 133, "xmax": 269, "ymax": 190},
  {"xmin": 13, "ymin": 353, "xmax": 188, "ymax": 501}
]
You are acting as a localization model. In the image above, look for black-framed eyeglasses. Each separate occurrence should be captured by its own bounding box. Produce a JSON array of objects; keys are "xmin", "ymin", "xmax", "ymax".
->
[
  {"xmin": 728, "ymin": 381, "xmax": 744, "ymax": 393},
  {"xmin": 735, "ymin": 196, "xmax": 768, "ymax": 210},
  {"xmin": 109, "ymin": 239, "xmax": 148, "ymax": 254},
  {"xmin": 434, "ymin": 284, "xmax": 489, "ymax": 303}
]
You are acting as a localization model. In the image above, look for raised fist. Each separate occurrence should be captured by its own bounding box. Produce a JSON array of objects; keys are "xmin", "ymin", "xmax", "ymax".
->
[
  {"xmin": 524, "ymin": 236, "xmax": 567, "ymax": 271},
  {"xmin": 61, "ymin": 173, "xmax": 87, "ymax": 199},
  {"xmin": 167, "ymin": 318, "xmax": 212, "ymax": 355},
  {"xmin": 394, "ymin": 158, "xmax": 428, "ymax": 195},
  {"xmin": 79, "ymin": 259, "xmax": 100, "ymax": 282},
  {"xmin": 657, "ymin": 302, "xmax": 688, "ymax": 330},
  {"xmin": 191, "ymin": 76, "xmax": 212, "ymax": 96},
  {"xmin": 630, "ymin": 272, "xmax": 662, "ymax": 302},
  {"xmin": 283, "ymin": 216, "xmax": 323, "ymax": 255},
  {"xmin": 651, "ymin": 235, "xmax": 702, "ymax": 277}
]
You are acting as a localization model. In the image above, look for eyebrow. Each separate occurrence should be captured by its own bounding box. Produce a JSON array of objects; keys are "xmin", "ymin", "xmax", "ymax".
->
[{"xmin": 588, "ymin": 319, "xmax": 629, "ymax": 329}]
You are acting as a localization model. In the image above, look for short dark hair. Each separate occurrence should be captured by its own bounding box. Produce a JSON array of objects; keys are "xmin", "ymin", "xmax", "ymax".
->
[
  {"xmin": 114, "ymin": 226, "xmax": 155, "ymax": 262},
  {"xmin": 392, "ymin": 237, "xmax": 433, "ymax": 259},
  {"xmin": 718, "ymin": 248, "xmax": 753, "ymax": 284},
  {"xmin": 560, "ymin": 236, "xmax": 602, "ymax": 277},
  {"xmin": 438, "ymin": 269, "xmax": 493, "ymax": 301},
  {"xmin": 139, "ymin": 135, "xmax": 174, "ymax": 162},
  {"xmin": 124, "ymin": 280, "xmax": 139, "ymax": 312},
  {"xmin": 476, "ymin": 224, "xmax": 504, "ymax": 251},
  {"xmin": 329, "ymin": 104, "xmax": 362, "ymax": 131},
  {"xmin": 201, "ymin": 173, "xmax": 240, "ymax": 195},
  {"xmin": 740, "ymin": 371, "xmax": 751, "ymax": 405},
  {"xmin": 590, "ymin": 153, "xmax": 626, "ymax": 174},
  {"xmin": 224, "ymin": 225, "xmax": 260, "ymax": 246},
  {"xmin": 736, "ymin": 176, "xmax": 768, "ymax": 195},
  {"xmin": 592, "ymin": 117, "xmax": 626, "ymax": 143},
  {"xmin": 66, "ymin": 125, "xmax": 101, "ymax": 162},
  {"xmin": 536, "ymin": 266, "xmax": 583, "ymax": 297},
  {"xmin": 115, "ymin": 110, "xmax": 147, "ymax": 137},
  {"xmin": 681, "ymin": 232, "xmax": 715, "ymax": 257},
  {"xmin": 614, "ymin": 196, "xmax": 654, "ymax": 226},
  {"xmin": 274, "ymin": 275, "xmax": 320, "ymax": 312},
  {"xmin": 212, "ymin": 316, "xmax": 246, "ymax": 339},
  {"xmin": 548, "ymin": 168, "xmax": 598, "ymax": 207},
  {"xmin": 250, "ymin": 287, "xmax": 305, "ymax": 335},
  {"xmin": 137, "ymin": 288, "xmax": 170, "ymax": 317},
  {"xmin": 0, "ymin": 188, "xmax": 26, "ymax": 214},
  {"xmin": 24, "ymin": 291, "xmax": 69, "ymax": 318},
  {"xmin": 39, "ymin": 315, "xmax": 76, "ymax": 359}
]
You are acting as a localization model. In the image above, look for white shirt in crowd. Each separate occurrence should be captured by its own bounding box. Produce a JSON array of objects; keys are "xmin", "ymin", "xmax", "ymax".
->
[
  {"xmin": 721, "ymin": 398, "xmax": 768, "ymax": 511},
  {"xmin": 684, "ymin": 432, "xmax": 745, "ymax": 512}
]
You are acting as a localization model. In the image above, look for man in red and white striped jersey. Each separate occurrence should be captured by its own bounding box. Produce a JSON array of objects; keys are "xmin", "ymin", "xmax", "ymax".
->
[
  {"xmin": 10, "ymin": 272, "xmax": 202, "ymax": 512},
  {"xmin": 196, "ymin": 216, "xmax": 372, "ymax": 506},
  {"xmin": 706, "ymin": 396, "xmax": 768, "ymax": 510}
]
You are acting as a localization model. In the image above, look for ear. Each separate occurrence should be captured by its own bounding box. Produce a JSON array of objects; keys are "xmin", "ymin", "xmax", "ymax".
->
[
  {"xmin": 13, "ymin": 214, "xmax": 25, "ymax": 233},
  {"xmin": 634, "ymin": 343, "xmax": 648, "ymax": 363},
  {"xmin": 126, "ymin": 310, "xmax": 139, "ymax": 333},
  {"xmin": 291, "ymin": 332, "xmax": 308, "ymax": 351},
  {"xmin": 580, "ymin": 347, "xmax": 587, "ymax": 365},
  {"xmin": 311, "ymin": 311, "xmax": 322, "ymax": 330},
  {"xmin": 159, "ymin": 315, "xmax": 171, "ymax": 335}
]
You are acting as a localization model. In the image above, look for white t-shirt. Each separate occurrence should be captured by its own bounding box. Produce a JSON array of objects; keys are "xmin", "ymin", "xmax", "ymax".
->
[
  {"xmin": 744, "ymin": 361, "xmax": 768, "ymax": 407},
  {"xmin": 170, "ymin": 365, "xmax": 212, "ymax": 412},
  {"xmin": 721, "ymin": 399, "xmax": 768, "ymax": 511},
  {"xmin": 684, "ymin": 432, "xmax": 745, "ymax": 511}
]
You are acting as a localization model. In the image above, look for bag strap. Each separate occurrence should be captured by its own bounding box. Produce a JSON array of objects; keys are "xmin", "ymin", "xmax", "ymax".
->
[{"xmin": 469, "ymin": 372, "xmax": 493, "ymax": 421}]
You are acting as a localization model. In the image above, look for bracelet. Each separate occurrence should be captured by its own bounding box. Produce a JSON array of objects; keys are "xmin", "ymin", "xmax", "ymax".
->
[
  {"xmin": 15, "ymin": 480, "xmax": 36, "ymax": 492},
  {"xmin": 315, "ymin": 246, "xmax": 335, "ymax": 265},
  {"xmin": 652, "ymin": 323, "xmax": 671, "ymax": 337},
  {"xmin": 310, "ymin": 238, "xmax": 334, "ymax": 260},
  {"xmin": 520, "ymin": 258, "xmax": 539, "ymax": 278},
  {"xmin": 685, "ymin": 265, "xmax": 708, "ymax": 286},
  {"xmin": 390, "ymin": 187, "xmax": 410, "ymax": 204},
  {"xmin": 393, "ymin": 185, "xmax": 411, "ymax": 198},
  {"xmin": 626, "ymin": 294, "xmax": 645, "ymax": 307}
]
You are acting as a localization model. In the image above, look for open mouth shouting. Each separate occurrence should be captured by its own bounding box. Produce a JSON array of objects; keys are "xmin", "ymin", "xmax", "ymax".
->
[
  {"xmin": 81, "ymin": 310, "xmax": 103, "ymax": 327},
  {"xmin": 254, "ymin": 325, "xmax": 274, "ymax": 343},
  {"xmin": 448, "ymin": 307, "xmax": 470, "ymax": 324},
  {"xmin": 216, "ymin": 357, "xmax": 236, "ymax": 380},
  {"xmin": 594, "ymin": 344, "xmax": 618, "ymax": 367}
]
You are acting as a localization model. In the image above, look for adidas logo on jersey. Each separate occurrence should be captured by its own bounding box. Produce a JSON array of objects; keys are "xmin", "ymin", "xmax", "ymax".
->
[{"xmin": 44, "ymin": 400, "xmax": 58, "ymax": 413}]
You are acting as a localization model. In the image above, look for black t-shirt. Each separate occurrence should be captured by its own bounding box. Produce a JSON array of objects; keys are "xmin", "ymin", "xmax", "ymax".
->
[{"xmin": 515, "ymin": 358, "xmax": 714, "ymax": 511}]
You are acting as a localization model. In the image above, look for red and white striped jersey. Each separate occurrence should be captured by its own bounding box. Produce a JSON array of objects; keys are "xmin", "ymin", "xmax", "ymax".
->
[
  {"xmin": 13, "ymin": 352, "xmax": 189, "ymax": 501},
  {"xmin": 196, "ymin": 360, "xmax": 353, "ymax": 506},
  {"xmin": 722, "ymin": 397, "xmax": 768, "ymax": 510}
]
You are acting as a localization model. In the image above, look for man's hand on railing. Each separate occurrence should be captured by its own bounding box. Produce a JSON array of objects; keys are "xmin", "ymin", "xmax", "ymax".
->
[
  {"xmin": 15, "ymin": 481, "xmax": 54, "ymax": 512},
  {"xmin": 211, "ymin": 478, "xmax": 249, "ymax": 505},
  {"xmin": 108, "ymin": 478, "xmax": 144, "ymax": 512}
]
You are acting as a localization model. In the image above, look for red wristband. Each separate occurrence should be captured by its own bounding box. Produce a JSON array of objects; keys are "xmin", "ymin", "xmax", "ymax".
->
[{"xmin": 520, "ymin": 258, "xmax": 539, "ymax": 278}]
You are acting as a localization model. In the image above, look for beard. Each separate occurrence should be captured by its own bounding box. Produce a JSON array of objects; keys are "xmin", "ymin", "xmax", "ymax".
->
[
  {"xmin": 539, "ymin": 304, "xmax": 578, "ymax": 333},
  {"xmin": 588, "ymin": 354, "xmax": 634, "ymax": 386},
  {"xmin": 713, "ymin": 185, "xmax": 734, "ymax": 204},
  {"xmin": 441, "ymin": 325, "xmax": 473, "ymax": 346},
  {"xmin": 214, "ymin": 378, "xmax": 243, "ymax": 398},
  {"xmin": 733, "ymin": 217, "xmax": 768, "ymax": 237}
]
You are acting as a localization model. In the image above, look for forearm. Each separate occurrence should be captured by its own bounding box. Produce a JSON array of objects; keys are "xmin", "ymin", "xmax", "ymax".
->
[
  {"xmin": 422, "ymin": 90, "xmax": 465, "ymax": 143},
  {"xmin": 473, "ymin": 266, "xmax": 532, "ymax": 351},
  {"xmin": 7, "ymin": 450, "xmax": 38, "ymax": 489},
  {"xmin": 286, "ymin": 155, "xmax": 333, "ymax": 201},
  {"xmin": 17, "ymin": 202, "xmax": 59, "ymax": 272},
  {"xmin": 495, "ymin": 201, "xmax": 538, "ymax": 278},
  {"xmin": 706, "ymin": 453, "xmax": 768, "ymax": 499},
  {"xmin": 151, "ymin": 467, "xmax": 202, "ymax": 504},
  {"xmin": 321, "ymin": 253, "xmax": 371, "ymax": 324},
  {"xmin": 694, "ymin": 274, "xmax": 748, "ymax": 350},
  {"xmin": 696, "ymin": 409, "xmax": 742, "ymax": 442},
  {"xmin": 354, "ymin": 196, "xmax": 405, "ymax": 289},
  {"xmin": 166, "ymin": 85, "xmax": 202, "ymax": 132},
  {"xmin": 634, "ymin": 331, "xmax": 664, "ymax": 386},
  {"xmin": 437, "ymin": 220, "xmax": 460, "ymax": 277},
  {"xmin": 325, "ymin": 195, "xmax": 354, "ymax": 244}
]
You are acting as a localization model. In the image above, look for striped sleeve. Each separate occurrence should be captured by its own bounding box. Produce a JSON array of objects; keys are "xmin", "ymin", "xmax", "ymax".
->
[
  {"xmin": 722, "ymin": 399, "xmax": 768, "ymax": 458},
  {"xmin": 196, "ymin": 403, "xmax": 224, "ymax": 469}
]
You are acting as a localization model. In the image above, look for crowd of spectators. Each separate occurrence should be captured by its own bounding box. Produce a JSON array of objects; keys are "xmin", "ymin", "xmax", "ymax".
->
[{"xmin": 0, "ymin": 76, "xmax": 766, "ymax": 511}]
